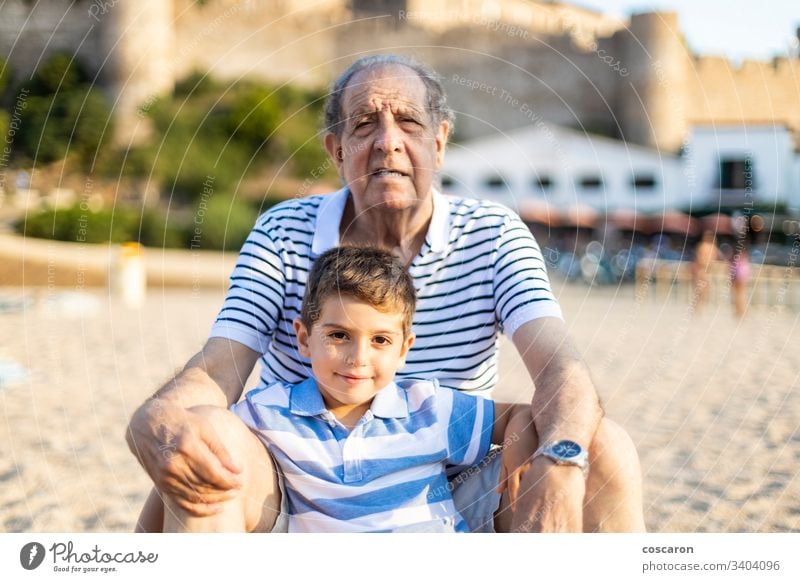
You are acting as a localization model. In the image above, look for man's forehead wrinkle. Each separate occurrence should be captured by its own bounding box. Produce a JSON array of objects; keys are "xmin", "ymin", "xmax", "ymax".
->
[
  {"xmin": 342, "ymin": 68, "xmax": 427, "ymax": 117},
  {"xmin": 352, "ymin": 98, "xmax": 423, "ymax": 116}
]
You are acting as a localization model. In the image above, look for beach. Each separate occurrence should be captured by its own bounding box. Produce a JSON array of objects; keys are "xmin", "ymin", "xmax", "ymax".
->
[{"xmin": 1, "ymin": 279, "xmax": 798, "ymax": 532}]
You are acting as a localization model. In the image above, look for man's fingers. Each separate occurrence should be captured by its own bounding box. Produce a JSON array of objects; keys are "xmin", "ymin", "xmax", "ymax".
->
[
  {"xmin": 162, "ymin": 472, "xmax": 238, "ymax": 507},
  {"xmin": 508, "ymin": 471, "xmax": 521, "ymax": 511},
  {"xmin": 202, "ymin": 422, "xmax": 243, "ymax": 475},
  {"xmin": 172, "ymin": 496, "xmax": 224, "ymax": 517},
  {"xmin": 496, "ymin": 461, "xmax": 508, "ymax": 494},
  {"xmin": 181, "ymin": 423, "xmax": 243, "ymax": 491}
]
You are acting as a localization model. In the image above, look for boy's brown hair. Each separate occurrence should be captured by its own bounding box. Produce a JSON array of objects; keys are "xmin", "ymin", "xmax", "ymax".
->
[{"xmin": 301, "ymin": 246, "xmax": 416, "ymax": 336}]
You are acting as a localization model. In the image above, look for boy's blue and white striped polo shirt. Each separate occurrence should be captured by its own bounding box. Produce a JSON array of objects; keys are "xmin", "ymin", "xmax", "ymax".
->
[
  {"xmin": 232, "ymin": 377, "xmax": 494, "ymax": 533},
  {"xmin": 211, "ymin": 188, "xmax": 562, "ymax": 395}
]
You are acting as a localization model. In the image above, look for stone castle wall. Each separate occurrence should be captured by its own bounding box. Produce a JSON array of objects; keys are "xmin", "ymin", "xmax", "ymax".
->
[
  {"xmin": 0, "ymin": 0, "xmax": 797, "ymax": 151},
  {"xmin": 688, "ymin": 56, "xmax": 800, "ymax": 136},
  {"xmin": 0, "ymin": 0, "xmax": 102, "ymax": 83}
]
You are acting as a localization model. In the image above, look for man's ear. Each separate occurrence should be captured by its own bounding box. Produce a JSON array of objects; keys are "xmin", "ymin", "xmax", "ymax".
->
[
  {"xmin": 434, "ymin": 121, "xmax": 449, "ymax": 169},
  {"xmin": 324, "ymin": 133, "xmax": 344, "ymax": 174},
  {"xmin": 293, "ymin": 318, "xmax": 312, "ymax": 358}
]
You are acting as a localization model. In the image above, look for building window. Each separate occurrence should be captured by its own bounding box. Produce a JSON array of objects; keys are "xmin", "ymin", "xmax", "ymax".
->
[
  {"xmin": 719, "ymin": 158, "xmax": 754, "ymax": 190},
  {"xmin": 631, "ymin": 174, "xmax": 657, "ymax": 191},
  {"xmin": 577, "ymin": 175, "xmax": 603, "ymax": 190},
  {"xmin": 533, "ymin": 175, "xmax": 554, "ymax": 191},
  {"xmin": 484, "ymin": 175, "xmax": 507, "ymax": 189}
]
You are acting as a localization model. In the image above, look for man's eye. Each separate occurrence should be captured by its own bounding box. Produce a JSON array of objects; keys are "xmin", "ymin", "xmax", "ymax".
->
[
  {"xmin": 330, "ymin": 332, "xmax": 348, "ymax": 340},
  {"xmin": 355, "ymin": 120, "xmax": 372, "ymax": 129}
]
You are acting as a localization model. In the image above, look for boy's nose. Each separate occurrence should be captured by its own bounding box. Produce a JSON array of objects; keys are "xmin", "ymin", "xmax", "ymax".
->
[{"xmin": 345, "ymin": 340, "xmax": 369, "ymax": 366}]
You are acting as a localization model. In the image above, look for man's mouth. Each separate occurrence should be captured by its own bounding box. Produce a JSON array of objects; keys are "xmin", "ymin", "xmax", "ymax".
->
[{"xmin": 372, "ymin": 168, "xmax": 408, "ymax": 178}]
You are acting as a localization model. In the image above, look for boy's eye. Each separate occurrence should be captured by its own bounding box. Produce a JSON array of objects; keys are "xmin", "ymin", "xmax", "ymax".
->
[
  {"xmin": 329, "ymin": 331, "xmax": 348, "ymax": 340},
  {"xmin": 373, "ymin": 336, "xmax": 390, "ymax": 345}
]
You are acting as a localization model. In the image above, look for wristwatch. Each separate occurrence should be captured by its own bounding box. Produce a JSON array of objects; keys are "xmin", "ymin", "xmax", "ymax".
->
[{"xmin": 533, "ymin": 440, "xmax": 590, "ymax": 478}]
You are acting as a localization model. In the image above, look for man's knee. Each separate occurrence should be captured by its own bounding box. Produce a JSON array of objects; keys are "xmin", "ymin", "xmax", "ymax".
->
[
  {"xmin": 586, "ymin": 417, "xmax": 646, "ymax": 532},
  {"xmin": 169, "ymin": 405, "xmax": 280, "ymax": 532},
  {"xmin": 590, "ymin": 418, "xmax": 642, "ymax": 483}
]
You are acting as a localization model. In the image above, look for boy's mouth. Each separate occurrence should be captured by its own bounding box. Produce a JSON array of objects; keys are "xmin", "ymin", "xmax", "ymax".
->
[{"xmin": 336, "ymin": 373, "xmax": 372, "ymax": 384}]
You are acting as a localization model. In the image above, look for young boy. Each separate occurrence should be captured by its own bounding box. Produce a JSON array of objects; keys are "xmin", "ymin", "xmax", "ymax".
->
[{"xmin": 232, "ymin": 246, "xmax": 533, "ymax": 533}]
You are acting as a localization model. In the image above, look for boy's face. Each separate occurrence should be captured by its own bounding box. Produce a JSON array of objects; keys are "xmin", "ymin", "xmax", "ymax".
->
[{"xmin": 293, "ymin": 295, "xmax": 414, "ymax": 414}]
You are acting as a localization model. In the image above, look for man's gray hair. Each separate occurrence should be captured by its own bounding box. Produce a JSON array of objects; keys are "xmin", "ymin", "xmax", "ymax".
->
[{"xmin": 324, "ymin": 54, "xmax": 455, "ymax": 139}]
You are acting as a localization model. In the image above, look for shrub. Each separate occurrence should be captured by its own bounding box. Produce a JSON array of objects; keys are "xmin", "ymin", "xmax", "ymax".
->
[
  {"xmin": 189, "ymin": 195, "xmax": 257, "ymax": 252},
  {"xmin": 18, "ymin": 204, "xmax": 188, "ymax": 248},
  {"xmin": 12, "ymin": 54, "xmax": 113, "ymax": 167},
  {"xmin": 225, "ymin": 83, "xmax": 282, "ymax": 148}
]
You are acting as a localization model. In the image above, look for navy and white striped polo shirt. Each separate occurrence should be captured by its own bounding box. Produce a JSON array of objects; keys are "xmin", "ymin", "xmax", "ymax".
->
[
  {"xmin": 210, "ymin": 188, "xmax": 562, "ymax": 394},
  {"xmin": 232, "ymin": 376, "xmax": 494, "ymax": 532}
]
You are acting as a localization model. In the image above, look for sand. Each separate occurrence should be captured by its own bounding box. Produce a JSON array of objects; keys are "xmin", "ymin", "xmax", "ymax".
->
[{"xmin": 1, "ymin": 278, "xmax": 798, "ymax": 532}]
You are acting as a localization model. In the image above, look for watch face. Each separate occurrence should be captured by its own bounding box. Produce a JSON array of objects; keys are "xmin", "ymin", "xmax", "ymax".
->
[{"xmin": 552, "ymin": 440, "xmax": 582, "ymax": 459}]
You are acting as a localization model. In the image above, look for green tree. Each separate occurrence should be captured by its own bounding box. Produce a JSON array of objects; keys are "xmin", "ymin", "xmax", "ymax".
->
[
  {"xmin": 191, "ymin": 195, "xmax": 257, "ymax": 251},
  {"xmin": 226, "ymin": 83, "xmax": 281, "ymax": 147},
  {"xmin": 13, "ymin": 54, "xmax": 113, "ymax": 167}
]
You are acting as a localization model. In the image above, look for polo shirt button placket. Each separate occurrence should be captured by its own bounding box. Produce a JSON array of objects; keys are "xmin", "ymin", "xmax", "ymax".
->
[{"xmin": 341, "ymin": 426, "xmax": 363, "ymax": 483}]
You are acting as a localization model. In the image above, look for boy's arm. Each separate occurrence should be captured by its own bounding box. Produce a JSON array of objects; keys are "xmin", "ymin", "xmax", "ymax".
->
[
  {"xmin": 493, "ymin": 402, "xmax": 539, "ymax": 510},
  {"xmin": 492, "ymin": 402, "xmax": 530, "ymax": 445}
]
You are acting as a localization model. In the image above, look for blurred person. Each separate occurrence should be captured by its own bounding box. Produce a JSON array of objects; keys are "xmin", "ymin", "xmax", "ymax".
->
[
  {"xmin": 692, "ymin": 230, "xmax": 722, "ymax": 312},
  {"xmin": 730, "ymin": 246, "xmax": 751, "ymax": 318}
]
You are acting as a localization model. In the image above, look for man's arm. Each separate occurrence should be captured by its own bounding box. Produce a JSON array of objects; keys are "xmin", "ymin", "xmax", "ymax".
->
[
  {"xmin": 125, "ymin": 337, "xmax": 261, "ymax": 516},
  {"xmin": 510, "ymin": 316, "xmax": 604, "ymax": 532}
]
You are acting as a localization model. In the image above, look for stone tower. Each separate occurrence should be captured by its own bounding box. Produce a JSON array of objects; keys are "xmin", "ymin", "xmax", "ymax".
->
[
  {"xmin": 618, "ymin": 12, "xmax": 690, "ymax": 152},
  {"xmin": 98, "ymin": 0, "xmax": 174, "ymax": 144}
]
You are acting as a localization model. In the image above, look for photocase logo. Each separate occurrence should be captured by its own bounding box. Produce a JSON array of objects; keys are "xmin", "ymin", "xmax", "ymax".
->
[{"xmin": 19, "ymin": 542, "xmax": 46, "ymax": 570}]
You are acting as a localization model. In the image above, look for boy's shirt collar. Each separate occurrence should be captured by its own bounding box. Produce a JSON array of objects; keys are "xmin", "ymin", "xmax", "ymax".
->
[
  {"xmin": 289, "ymin": 377, "xmax": 409, "ymax": 420},
  {"xmin": 311, "ymin": 187, "xmax": 451, "ymax": 257}
]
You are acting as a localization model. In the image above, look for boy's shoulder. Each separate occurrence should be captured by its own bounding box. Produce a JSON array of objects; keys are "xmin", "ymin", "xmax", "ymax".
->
[
  {"xmin": 242, "ymin": 381, "xmax": 292, "ymax": 409},
  {"xmin": 394, "ymin": 377, "xmax": 483, "ymax": 411}
]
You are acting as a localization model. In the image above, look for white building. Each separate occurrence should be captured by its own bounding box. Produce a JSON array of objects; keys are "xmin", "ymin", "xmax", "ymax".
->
[
  {"xmin": 441, "ymin": 123, "xmax": 800, "ymax": 216},
  {"xmin": 684, "ymin": 124, "xmax": 800, "ymax": 213},
  {"xmin": 441, "ymin": 124, "xmax": 684, "ymax": 214}
]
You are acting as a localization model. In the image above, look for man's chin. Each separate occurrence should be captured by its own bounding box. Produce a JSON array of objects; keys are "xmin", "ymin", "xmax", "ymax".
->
[{"xmin": 366, "ymin": 188, "xmax": 425, "ymax": 211}]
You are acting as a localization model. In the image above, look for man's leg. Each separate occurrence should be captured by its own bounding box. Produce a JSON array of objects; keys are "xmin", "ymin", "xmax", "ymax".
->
[
  {"xmin": 135, "ymin": 405, "xmax": 281, "ymax": 533},
  {"xmin": 582, "ymin": 418, "xmax": 646, "ymax": 532},
  {"xmin": 495, "ymin": 417, "xmax": 646, "ymax": 532}
]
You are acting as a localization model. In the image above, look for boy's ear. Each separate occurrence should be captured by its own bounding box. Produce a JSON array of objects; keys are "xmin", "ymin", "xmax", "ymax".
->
[
  {"xmin": 397, "ymin": 332, "xmax": 415, "ymax": 369},
  {"xmin": 293, "ymin": 318, "xmax": 312, "ymax": 358}
]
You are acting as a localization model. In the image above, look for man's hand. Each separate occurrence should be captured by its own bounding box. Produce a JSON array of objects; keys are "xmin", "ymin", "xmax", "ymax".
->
[
  {"xmin": 126, "ymin": 399, "xmax": 243, "ymax": 516},
  {"xmin": 510, "ymin": 457, "xmax": 585, "ymax": 532}
]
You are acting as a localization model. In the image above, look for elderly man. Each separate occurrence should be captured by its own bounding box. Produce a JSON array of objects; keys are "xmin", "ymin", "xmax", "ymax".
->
[{"xmin": 127, "ymin": 54, "xmax": 645, "ymax": 533}]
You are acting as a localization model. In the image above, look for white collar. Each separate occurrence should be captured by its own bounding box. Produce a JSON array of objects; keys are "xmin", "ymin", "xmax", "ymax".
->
[{"xmin": 311, "ymin": 187, "xmax": 450, "ymax": 257}]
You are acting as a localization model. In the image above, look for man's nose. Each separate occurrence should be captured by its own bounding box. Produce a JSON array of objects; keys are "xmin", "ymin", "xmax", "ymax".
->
[{"xmin": 374, "ymin": 120, "xmax": 404, "ymax": 153}]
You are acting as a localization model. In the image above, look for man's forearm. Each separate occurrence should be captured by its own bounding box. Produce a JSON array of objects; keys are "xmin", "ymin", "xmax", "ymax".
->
[
  {"xmin": 150, "ymin": 364, "xmax": 230, "ymax": 410},
  {"xmin": 147, "ymin": 338, "xmax": 257, "ymax": 411},
  {"xmin": 530, "ymin": 356, "xmax": 603, "ymax": 450}
]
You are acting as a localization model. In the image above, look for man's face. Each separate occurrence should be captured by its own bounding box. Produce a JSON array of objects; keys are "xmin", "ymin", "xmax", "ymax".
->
[
  {"xmin": 324, "ymin": 64, "xmax": 449, "ymax": 213},
  {"xmin": 293, "ymin": 296, "xmax": 414, "ymax": 414}
]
